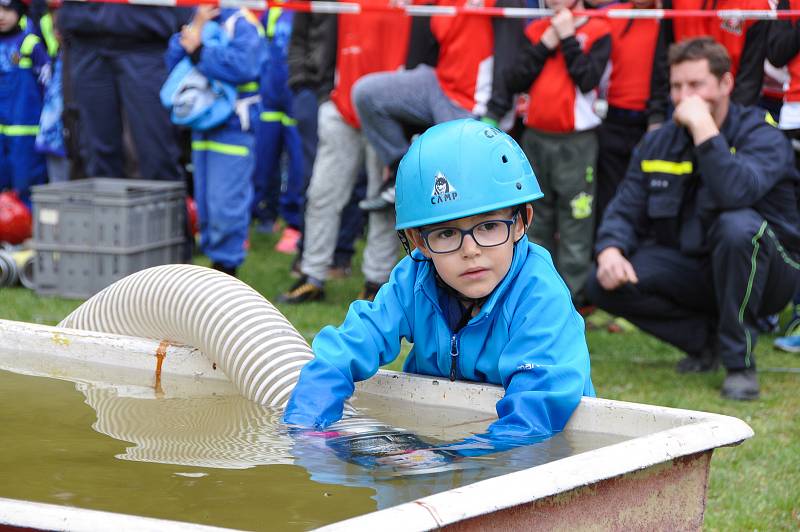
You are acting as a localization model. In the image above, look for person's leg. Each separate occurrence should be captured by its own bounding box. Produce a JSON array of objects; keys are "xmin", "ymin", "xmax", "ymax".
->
[
  {"xmin": 9, "ymin": 134, "xmax": 47, "ymax": 208},
  {"xmin": 334, "ymin": 170, "xmax": 366, "ymax": 269},
  {"xmin": 279, "ymin": 119, "xmax": 306, "ymax": 230},
  {"xmin": 251, "ymin": 114, "xmax": 283, "ymax": 230},
  {"xmin": 596, "ymin": 120, "xmax": 645, "ymax": 228},
  {"xmin": 551, "ymin": 130, "xmax": 598, "ymax": 304},
  {"xmin": 351, "ymin": 65, "xmax": 442, "ymax": 167},
  {"xmin": 196, "ymin": 124, "xmax": 255, "ymax": 271},
  {"xmin": 361, "ymin": 144, "xmax": 400, "ymax": 297},
  {"xmin": 586, "ymin": 244, "xmax": 717, "ymax": 360},
  {"xmin": 283, "ymin": 101, "xmax": 364, "ymax": 299},
  {"xmin": 113, "ymin": 48, "xmax": 183, "ymax": 181},
  {"xmin": 192, "ymin": 132, "xmax": 210, "ymax": 254},
  {"xmin": 522, "ymin": 129, "xmax": 557, "ymax": 260},
  {"xmin": 69, "ymin": 43, "xmax": 125, "ymax": 178},
  {"xmin": 710, "ymin": 209, "xmax": 800, "ymax": 399}
]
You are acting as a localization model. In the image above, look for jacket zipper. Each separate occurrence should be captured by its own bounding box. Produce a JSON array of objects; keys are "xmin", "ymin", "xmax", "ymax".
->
[{"xmin": 450, "ymin": 334, "xmax": 459, "ymax": 382}]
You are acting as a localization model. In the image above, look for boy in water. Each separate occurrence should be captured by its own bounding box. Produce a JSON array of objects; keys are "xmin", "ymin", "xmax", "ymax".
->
[{"xmin": 284, "ymin": 119, "xmax": 593, "ymax": 441}]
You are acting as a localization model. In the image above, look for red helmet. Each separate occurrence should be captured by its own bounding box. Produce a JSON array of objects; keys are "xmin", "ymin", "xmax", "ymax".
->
[{"xmin": 0, "ymin": 191, "xmax": 32, "ymax": 245}]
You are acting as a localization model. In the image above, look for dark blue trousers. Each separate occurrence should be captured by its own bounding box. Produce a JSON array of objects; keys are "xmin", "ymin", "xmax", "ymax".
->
[
  {"xmin": 587, "ymin": 209, "xmax": 800, "ymax": 370},
  {"xmin": 70, "ymin": 42, "xmax": 182, "ymax": 180}
]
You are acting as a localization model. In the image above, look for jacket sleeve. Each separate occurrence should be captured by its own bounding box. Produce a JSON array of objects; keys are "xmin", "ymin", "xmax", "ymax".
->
[
  {"xmin": 487, "ymin": 0, "xmax": 526, "ymax": 114},
  {"xmin": 695, "ymin": 118, "xmax": 795, "ymax": 209},
  {"xmin": 287, "ymin": 12, "xmax": 311, "ymax": 91},
  {"xmin": 561, "ymin": 33, "xmax": 611, "ymax": 93},
  {"xmin": 164, "ymin": 32, "xmax": 187, "ymax": 71},
  {"xmin": 197, "ymin": 16, "xmax": 263, "ymax": 84},
  {"xmin": 488, "ymin": 265, "xmax": 593, "ymax": 438},
  {"xmin": 731, "ymin": 21, "xmax": 768, "ymax": 106},
  {"xmin": 485, "ymin": 38, "xmax": 551, "ymax": 121},
  {"xmin": 767, "ymin": 0, "xmax": 799, "ymax": 67},
  {"xmin": 283, "ymin": 261, "xmax": 417, "ymax": 429},
  {"xmin": 406, "ymin": 16, "xmax": 439, "ymax": 69},
  {"xmin": 595, "ymin": 141, "xmax": 652, "ymax": 256}
]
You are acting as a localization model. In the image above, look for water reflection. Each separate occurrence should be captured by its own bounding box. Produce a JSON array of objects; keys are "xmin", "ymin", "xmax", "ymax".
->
[{"xmin": 78, "ymin": 382, "xmax": 625, "ymax": 511}]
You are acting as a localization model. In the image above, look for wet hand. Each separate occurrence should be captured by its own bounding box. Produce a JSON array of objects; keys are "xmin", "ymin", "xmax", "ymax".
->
[
  {"xmin": 551, "ymin": 9, "xmax": 576, "ymax": 39},
  {"xmin": 596, "ymin": 247, "xmax": 638, "ymax": 291}
]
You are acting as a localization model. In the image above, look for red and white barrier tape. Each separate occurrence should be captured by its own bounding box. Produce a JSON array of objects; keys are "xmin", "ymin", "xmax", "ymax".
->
[{"xmin": 60, "ymin": 0, "xmax": 800, "ymax": 20}]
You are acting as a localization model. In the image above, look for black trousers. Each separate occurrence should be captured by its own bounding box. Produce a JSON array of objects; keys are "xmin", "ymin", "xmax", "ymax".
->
[
  {"xmin": 587, "ymin": 209, "xmax": 800, "ymax": 370},
  {"xmin": 596, "ymin": 116, "xmax": 647, "ymax": 226}
]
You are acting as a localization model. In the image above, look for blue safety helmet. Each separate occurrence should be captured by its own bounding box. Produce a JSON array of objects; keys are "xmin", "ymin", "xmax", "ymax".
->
[{"xmin": 395, "ymin": 119, "xmax": 543, "ymax": 230}]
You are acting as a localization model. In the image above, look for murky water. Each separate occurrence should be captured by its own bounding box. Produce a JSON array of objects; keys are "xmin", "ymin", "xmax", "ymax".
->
[{"xmin": 0, "ymin": 369, "xmax": 628, "ymax": 530}]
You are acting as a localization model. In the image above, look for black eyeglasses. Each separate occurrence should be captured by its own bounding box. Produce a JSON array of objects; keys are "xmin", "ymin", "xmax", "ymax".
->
[{"xmin": 420, "ymin": 213, "xmax": 520, "ymax": 254}]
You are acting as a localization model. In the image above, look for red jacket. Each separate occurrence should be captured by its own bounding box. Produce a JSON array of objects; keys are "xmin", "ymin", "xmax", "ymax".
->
[
  {"xmin": 329, "ymin": 0, "xmax": 411, "ymax": 128},
  {"xmin": 605, "ymin": 3, "xmax": 659, "ymax": 111}
]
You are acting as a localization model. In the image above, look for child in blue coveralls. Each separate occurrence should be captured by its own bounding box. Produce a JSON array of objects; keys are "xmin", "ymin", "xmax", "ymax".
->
[
  {"xmin": 251, "ymin": 6, "xmax": 304, "ymax": 244},
  {"xmin": 0, "ymin": 0, "xmax": 49, "ymax": 207},
  {"xmin": 165, "ymin": 5, "xmax": 264, "ymax": 277},
  {"xmin": 284, "ymin": 119, "xmax": 594, "ymax": 444}
]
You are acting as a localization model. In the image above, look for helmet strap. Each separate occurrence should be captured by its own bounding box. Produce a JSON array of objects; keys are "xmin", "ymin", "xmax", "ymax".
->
[{"xmin": 397, "ymin": 230, "xmax": 431, "ymax": 263}]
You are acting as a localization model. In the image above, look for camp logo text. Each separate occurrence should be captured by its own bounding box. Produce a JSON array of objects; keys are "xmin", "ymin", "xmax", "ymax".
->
[{"xmin": 430, "ymin": 171, "xmax": 458, "ymax": 205}]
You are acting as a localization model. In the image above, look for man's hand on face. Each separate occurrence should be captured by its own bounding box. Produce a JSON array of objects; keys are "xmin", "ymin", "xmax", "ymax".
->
[
  {"xmin": 551, "ymin": 8, "xmax": 576, "ymax": 40},
  {"xmin": 596, "ymin": 247, "xmax": 639, "ymax": 291},
  {"xmin": 672, "ymin": 94, "xmax": 719, "ymax": 145}
]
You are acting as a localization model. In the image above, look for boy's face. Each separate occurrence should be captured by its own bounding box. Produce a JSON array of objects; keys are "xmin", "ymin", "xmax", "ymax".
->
[
  {"xmin": 409, "ymin": 205, "xmax": 532, "ymax": 300},
  {"xmin": 0, "ymin": 7, "xmax": 19, "ymax": 32}
]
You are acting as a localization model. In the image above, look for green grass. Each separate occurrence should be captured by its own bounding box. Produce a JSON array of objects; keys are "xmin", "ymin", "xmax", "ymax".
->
[{"xmin": 2, "ymin": 228, "xmax": 798, "ymax": 529}]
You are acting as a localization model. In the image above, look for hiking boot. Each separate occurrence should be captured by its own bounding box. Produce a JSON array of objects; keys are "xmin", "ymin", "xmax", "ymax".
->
[
  {"xmin": 676, "ymin": 350, "xmax": 719, "ymax": 374},
  {"xmin": 359, "ymin": 281, "xmax": 383, "ymax": 302},
  {"xmin": 721, "ymin": 368, "xmax": 760, "ymax": 401},
  {"xmin": 211, "ymin": 262, "xmax": 237, "ymax": 277},
  {"xmin": 278, "ymin": 277, "xmax": 324, "ymax": 304}
]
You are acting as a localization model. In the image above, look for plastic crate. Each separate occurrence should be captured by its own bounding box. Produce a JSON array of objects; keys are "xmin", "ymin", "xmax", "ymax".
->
[{"xmin": 31, "ymin": 178, "xmax": 187, "ymax": 299}]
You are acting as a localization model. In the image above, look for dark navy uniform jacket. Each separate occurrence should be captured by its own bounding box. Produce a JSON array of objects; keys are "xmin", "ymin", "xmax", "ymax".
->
[
  {"xmin": 596, "ymin": 103, "xmax": 800, "ymax": 258},
  {"xmin": 58, "ymin": 3, "xmax": 192, "ymax": 47}
]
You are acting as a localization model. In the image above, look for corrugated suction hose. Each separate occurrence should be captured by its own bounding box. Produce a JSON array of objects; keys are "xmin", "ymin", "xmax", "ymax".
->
[{"xmin": 59, "ymin": 264, "xmax": 314, "ymax": 406}]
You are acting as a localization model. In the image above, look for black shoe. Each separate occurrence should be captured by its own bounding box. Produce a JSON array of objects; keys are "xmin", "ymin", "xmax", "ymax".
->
[
  {"xmin": 721, "ymin": 368, "xmax": 760, "ymax": 401},
  {"xmin": 676, "ymin": 351, "xmax": 719, "ymax": 374},
  {"xmin": 211, "ymin": 262, "xmax": 237, "ymax": 277},
  {"xmin": 278, "ymin": 277, "xmax": 324, "ymax": 304},
  {"xmin": 359, "ymin": 281, "xmax": 383, "ymax": 302},
  {"xmin": 358, "ymin": 185, "xmax": 395, "ymax": 212}
]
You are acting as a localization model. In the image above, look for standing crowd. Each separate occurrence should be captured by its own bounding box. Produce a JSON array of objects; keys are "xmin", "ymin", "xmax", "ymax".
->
[{"xmin": 1, "ymin": 0, "xmax": 799, "ymax": 400}]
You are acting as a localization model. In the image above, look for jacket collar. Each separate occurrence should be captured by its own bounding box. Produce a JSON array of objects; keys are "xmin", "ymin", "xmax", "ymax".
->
[{"xmin": 413, "ymin": 236, "xmax": 530, "ymax": 320}]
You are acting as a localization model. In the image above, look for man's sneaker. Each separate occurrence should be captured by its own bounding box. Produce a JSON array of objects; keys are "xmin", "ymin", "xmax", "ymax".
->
[
  {"xmin": 774, "ymin": 334, "xmax": 800, "ymax": 353},
  {"xmin": 721, "ymin": 368, "xmax": 760, "ymax": 401},
  {"xmin": 278, "ymin": 277, "xmax": 324, "ymax": 304},
  {"xmin": 275, "ymin": 227, "xmax": 301, "ymax": 254},
  {"xmin": 211, "ymin": 262, "xmax": 237, "ymax": 277},
  {"xmin": 756, "ymin": 314, "xmax": 781, "ymax": 334},
  {"xmin": 676, "ymin": 350, "xmax": 719, "ymax": 374},
  {"xmin": 359, "ymin": 281, "xmax": 383, "ymax": 302},
  {"xmin": 359, "ymin": 185, "xmax": 395, "ymax": 212}
]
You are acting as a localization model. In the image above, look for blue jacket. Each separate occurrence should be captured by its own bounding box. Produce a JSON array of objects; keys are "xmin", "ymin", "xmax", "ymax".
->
[
  {"xmin": 259, "ymin": 8, "xmax": 294, "ymax": 111},
  {"xmin": 165, "ymin": 9, "xmax": 264, "ymax": 91},
  {"xmin": 597, "ymin": 103, "xmax": 800, "ymax": 258},
  {"xmin": 284, "ymin": 238, "xmax": 595, "ymax": 440}
]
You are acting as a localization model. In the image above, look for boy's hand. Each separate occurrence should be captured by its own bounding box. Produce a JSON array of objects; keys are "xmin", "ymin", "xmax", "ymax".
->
[
  {"xmin": 551, "ymin": 8, "xmax": 576, "ymax": 39},
  {"xmin": 540, "ymin": 25, "xmax": 560, "ymax": 50},
  {"xmin": 179, "ymin": 25, "xmax": 202, "ymax": 54},
  {"xmin": 596, "ymin": 247, "xmax": 638, "ymax": 291},
  {"xmin": 192, "ymin": 5, "xmax": 220, "ymax": 27}
]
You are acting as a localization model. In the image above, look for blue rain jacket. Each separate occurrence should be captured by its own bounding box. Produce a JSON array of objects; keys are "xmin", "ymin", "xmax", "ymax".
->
[
  {"xmin": 259, "ymin": 8, "xmax": 294, "ymax": 111},
  {"xmin": 165, "ymin": 8, "xmax": 264, "ymax": 95},
  {"xmin": 284, "ymin": 237, "xmax": 595, "ymax": 440}
]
